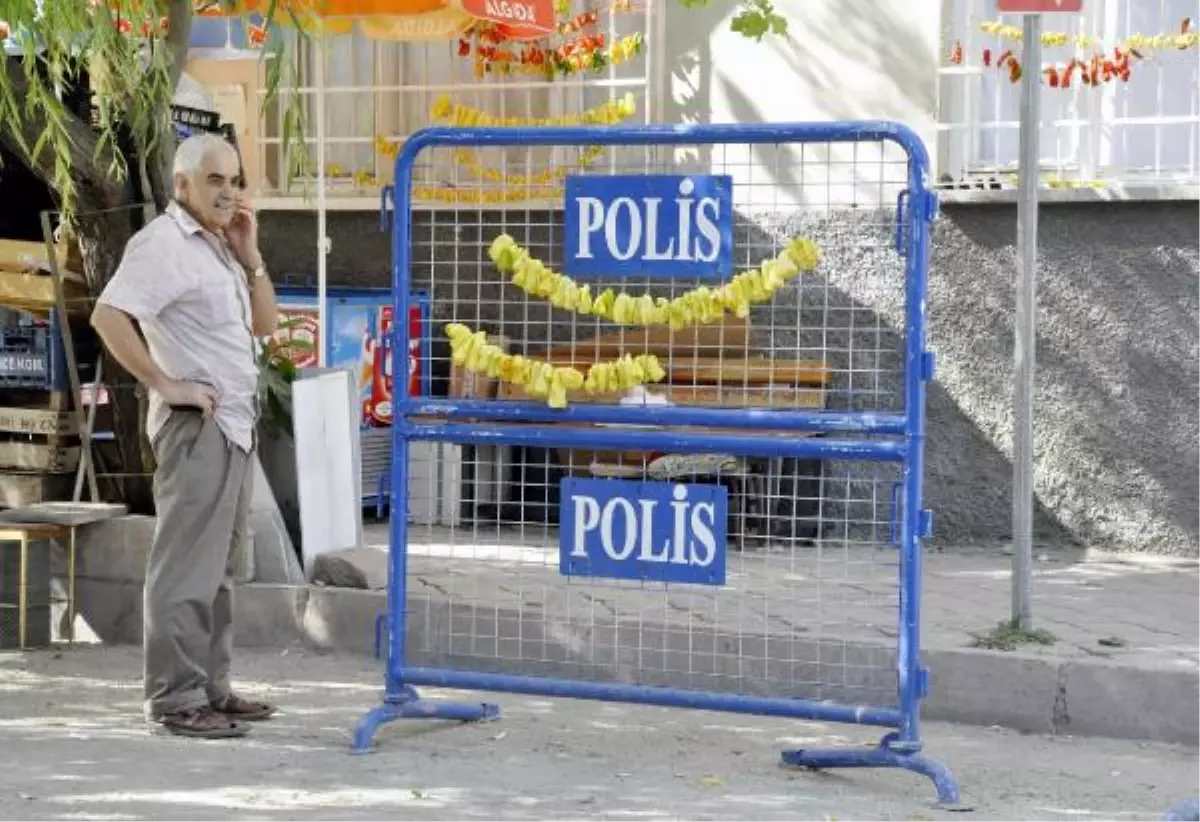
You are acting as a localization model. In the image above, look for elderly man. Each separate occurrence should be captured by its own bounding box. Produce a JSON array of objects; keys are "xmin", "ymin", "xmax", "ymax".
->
[{"xmin": 91, "ymin": 133, "xmax": 279, "ymax": 739}]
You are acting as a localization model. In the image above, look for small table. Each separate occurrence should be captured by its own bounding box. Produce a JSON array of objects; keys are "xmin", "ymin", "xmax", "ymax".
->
[{"xmin": 0, "ymin": 521, "xmax": 75, "ymax": 650}]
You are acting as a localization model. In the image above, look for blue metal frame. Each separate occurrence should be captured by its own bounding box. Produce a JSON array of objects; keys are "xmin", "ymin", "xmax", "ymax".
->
[
  {"xmin": 1164, "ymin": 799, "xmax": 1200, "ymax": 821},
  {"xmin": 352, "ymin": 121, "xmax": 961, "ymax": 808}
]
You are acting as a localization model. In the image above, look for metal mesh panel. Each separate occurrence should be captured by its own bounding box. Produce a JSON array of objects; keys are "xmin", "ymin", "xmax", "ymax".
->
[{"xmin": 394, "ymin": 134, "xmax": 912, "ymax": 707}]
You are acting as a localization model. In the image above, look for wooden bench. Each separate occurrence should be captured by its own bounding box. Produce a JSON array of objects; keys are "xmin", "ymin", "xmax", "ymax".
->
[{"xmin": 487, "ymin": 352, "xmax": 830, "ymax": 547}]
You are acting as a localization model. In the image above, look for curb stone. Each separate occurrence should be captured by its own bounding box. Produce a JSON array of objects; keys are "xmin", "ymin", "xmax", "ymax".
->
[{"xmin": 71, "ymin": 579, "xmax": 1197, "ymax": 746}]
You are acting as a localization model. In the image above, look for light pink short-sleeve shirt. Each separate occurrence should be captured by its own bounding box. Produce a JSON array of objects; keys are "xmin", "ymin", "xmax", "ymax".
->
[{"xmin": 97, "ymin": 202, "xmax": 259, "ymax": 452}]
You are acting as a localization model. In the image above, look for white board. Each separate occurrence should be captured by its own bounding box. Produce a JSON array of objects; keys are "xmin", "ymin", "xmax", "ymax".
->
[{"xmin": 292, "ymin": 368, "xmax": 364, "ymax": 576}]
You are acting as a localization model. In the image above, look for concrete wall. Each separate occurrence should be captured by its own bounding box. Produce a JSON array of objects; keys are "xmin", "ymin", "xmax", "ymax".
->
[
  {"xmin": 927, "ymin": 202, "xmax": 1199, "ymax": 555},
  {"xmin": 253, "ymin": 4, "xmax": 1200, "ymax": 552},
  {"xmin": 259, "ymin": 200, "xmax": 1199, "ymax": 555},
  {"xmin": 656, "ymin": 0, "xmax": 940, "ymax": 195}
]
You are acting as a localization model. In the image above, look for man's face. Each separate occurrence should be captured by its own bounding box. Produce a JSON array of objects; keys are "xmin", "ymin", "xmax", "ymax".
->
[{"xmin": 176, "ymin": 145, "xmax": 242, "ymax": 230}]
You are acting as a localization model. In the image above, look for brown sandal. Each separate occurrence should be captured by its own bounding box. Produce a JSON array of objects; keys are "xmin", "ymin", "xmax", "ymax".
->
[
  {"xmin": 212, "ymin": 693, "xmax": 276, "ymax": 722},
  {"xmin": 159, "ymin": 706, "xmax": 247, "ymax": 739}
]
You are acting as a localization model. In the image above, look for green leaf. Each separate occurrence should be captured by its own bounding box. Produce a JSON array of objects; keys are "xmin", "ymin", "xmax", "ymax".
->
[
  {"xmin": 0, "ymin": 0, "xmax": 313, "ymax": 225},
  {"xmin": 677, "ymin": 0, "xmax": 787, "ymax": 41}
]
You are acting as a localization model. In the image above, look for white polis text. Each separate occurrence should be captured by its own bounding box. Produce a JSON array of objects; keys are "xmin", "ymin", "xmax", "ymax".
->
[
  {"xmin": 574, "ymin": 178, "xmax": 722, "ymax": 263},
  {"xmin": 569, "ymin": 484, "xmax": 718, "ymax": 567}
]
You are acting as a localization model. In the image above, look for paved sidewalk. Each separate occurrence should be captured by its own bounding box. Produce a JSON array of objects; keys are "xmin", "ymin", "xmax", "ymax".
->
[
  {"xmin": 917, "ymin": 546, "xmax": 1197, "ymax": 669},
  {"xmin": 349, "ymin": 525, "xmax": 1200, "ymax": 744},
  {"xmin": 1, "ymin": 646, "xmax": 1196, "ymax": 821},
  {"xmin": 370, "ymin": 524, "xmax": 1199, "ymax": 672},
  {"xmin": 68, "ymin": 517, "xmax": 1199, "ymax": 745}
]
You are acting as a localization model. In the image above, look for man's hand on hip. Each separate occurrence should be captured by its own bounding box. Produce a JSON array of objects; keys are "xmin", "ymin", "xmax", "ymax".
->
[{"xmin": 160, "ymin": 380, "xmax": 219, "ymax": 417}]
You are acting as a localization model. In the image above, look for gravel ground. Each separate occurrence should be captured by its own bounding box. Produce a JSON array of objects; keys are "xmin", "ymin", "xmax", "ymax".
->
[{"xmin": 0, "ymin": 646, "xmax": 1195, "ymax": 821}]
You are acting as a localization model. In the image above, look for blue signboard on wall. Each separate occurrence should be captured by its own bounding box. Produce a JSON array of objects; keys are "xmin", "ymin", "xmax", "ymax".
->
[
  {"xmin": 563, "ymin": 174, "xmax": 734, "ymax": 279},
  {"xmin": 560, "ymin": 478, "xmax": 728, "ymax": 586}
]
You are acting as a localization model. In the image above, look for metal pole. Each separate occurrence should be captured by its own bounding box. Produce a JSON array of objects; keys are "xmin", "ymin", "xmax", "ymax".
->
[
  {"xmin": 1012, "ymin": 12, "xmax": 1041, "ymax": 630},
  {"xmin": 315, "ymin": 36, "xmax": 328, "ymax": 368}
]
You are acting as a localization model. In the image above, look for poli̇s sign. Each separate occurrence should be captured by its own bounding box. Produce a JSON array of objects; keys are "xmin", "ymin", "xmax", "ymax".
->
[
  {"xmin": 563, "ymin": 175, "xmax": 734, "ymax": 279},
  {"xmin": 560, "ymin": 478, "xmax": 727, "ymax": 586}
]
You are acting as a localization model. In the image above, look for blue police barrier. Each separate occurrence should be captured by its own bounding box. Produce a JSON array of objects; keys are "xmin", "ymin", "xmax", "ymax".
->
[
  {"xmin": 1165, "ymin": 799, "xmax": 1200, "ymax": 821},
  {"xmin": 353, "ymin": 121, "xmax": 960, "ymax": 806}
]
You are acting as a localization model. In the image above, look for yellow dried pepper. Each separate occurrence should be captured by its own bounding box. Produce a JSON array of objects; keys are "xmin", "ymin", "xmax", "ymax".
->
[
  {"xmin": 444, "ymin": 323, "xmax": 665, "ymax": 409},
  {"xmin": 488, "ymin": 234, "xmax": 821, "ymax": 330}
]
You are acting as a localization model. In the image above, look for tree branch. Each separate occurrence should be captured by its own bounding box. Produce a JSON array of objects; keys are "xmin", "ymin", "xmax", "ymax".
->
[
  {"xmin": 146, "ymin": 0, "xmax": 195, "ymax": 210},
  {"xmin": 0, "ymin": 58, "xmax": 128, "ymax": 208}
]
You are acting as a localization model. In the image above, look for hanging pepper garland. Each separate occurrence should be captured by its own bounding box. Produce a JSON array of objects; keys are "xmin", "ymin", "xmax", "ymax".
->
[
  {"xmin": 463, "ymin": 32, "xmax": 644, "ymax": 78},
  {"xmin": 445, "ymin": 323, "xmax": 666, "ymax": 408},
  {"xmin": 979, "ymin": 18, "xmax": 1197, "ymax": 52},
  {"xmin": 412, "ymin": 184, "xmax": 564, "ymax": 204},
  {"xmin": 488, "ymin": 234, "xmax": 822, "ymax": 330},
  {"xmin": 370, "ymin": 94, "xmax": 636, "ymax": 196},
  {"xmin": 950, "ymin": 17, "xmax": 1196, "ymax": 87},
  {"xmin": 429, "ymin": 92, "xmax": 637, "ymax": 128},
  {"xmin": 457, "ymin": 1, "xmax": 641, "ymax": 77},
  {"xmin": 450, "ymin": 145, "xmax": 606, "ymax": 186}
]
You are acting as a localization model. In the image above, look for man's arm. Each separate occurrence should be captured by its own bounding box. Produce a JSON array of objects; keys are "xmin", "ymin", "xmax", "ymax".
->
[
  {"xmin": 90, "ymin": 305, "xmax": 170, "ymax": 392},
  {"xmin": 248, "ymin": 267, "xmax": 279, "ymax": 337},
  {"xmin": 91, "ymin": 231, "xmax": 219, "ymax": 414}
]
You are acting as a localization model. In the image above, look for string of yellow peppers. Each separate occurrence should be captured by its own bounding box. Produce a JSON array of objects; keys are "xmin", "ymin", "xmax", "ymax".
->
[
  {"xmin": 411, "ymin": 185, "xmax": 563, "ymax": 204},
  {"xmin": 450, "ymin": 145, "xmax": 606, "ymax": 186},
  {"xmin": 487, "ymin": 234, "xmax": 822, "ymax": 331},
  {"xmin": 979, "ymin": 18, "xmax": 1197, "ymax": 52},
  {"xmin": 430, "ymin": 92, "xmax": 637, "ymax": 128},
  {"xmin": 371, "ymin": 93, "xmax": 638, "ymax": 201},
  {"xmin": 445, "ymin": 323, "xmax": 666, "ymax": 409}
]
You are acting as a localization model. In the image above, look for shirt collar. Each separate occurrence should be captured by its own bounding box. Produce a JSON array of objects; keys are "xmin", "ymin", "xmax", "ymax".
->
[{"xmin": 166, "ymin": 200, "xmax": 207, "ymax": 236}]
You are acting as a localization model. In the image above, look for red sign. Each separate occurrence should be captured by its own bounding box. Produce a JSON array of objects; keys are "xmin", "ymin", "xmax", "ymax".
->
[
  {"xmin": 997, "ymin": 0, "xmax": 1082, "ymax": 11},
  {"xmin": 459, "ymin": 0, "xmax": 555, "ymax": 36},
  {"xmin": 363, "ymin": 305, "xmax": 423, "ymax": 427}
]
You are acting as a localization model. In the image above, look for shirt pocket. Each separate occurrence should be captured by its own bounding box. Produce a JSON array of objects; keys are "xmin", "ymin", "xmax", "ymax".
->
[{"xmin": 206, "ymin": 272, "xmax": 249, "ymax": 330}]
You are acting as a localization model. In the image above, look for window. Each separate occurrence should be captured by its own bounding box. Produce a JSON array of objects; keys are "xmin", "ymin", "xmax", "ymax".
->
[
  {"xmin": 937, "ymin": 0, "xmax": 1198, "ymax": 190},
  {"xmin": 255, "ymin": 3, "xmax": 658, "ymax": 204}
]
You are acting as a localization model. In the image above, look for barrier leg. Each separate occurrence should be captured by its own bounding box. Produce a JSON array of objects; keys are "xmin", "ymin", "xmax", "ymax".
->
[
  {"xmin": 352, "ymin": 429, "xmax": 501, "ymax": 754},
  {"xmin": 1164, "ymin": 799, "xmax": 1200, "ymax": 821},
  {"xmin": 352, "ymin": 683, "xmax": 500, "ymax": 754},
  {"xmin": 781, "ymin": 732, "xmax": 965, "ymax": 808}
]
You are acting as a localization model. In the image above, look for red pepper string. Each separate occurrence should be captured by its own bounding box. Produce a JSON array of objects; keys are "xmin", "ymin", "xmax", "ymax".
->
[
  {"xmin": 968, "ymin": 43, "xmax": 1142, "ymax": 87},
  {"xmin": 559, "ymin": 10, "xmax": 600, "ymax": 34},
  {"xmin": 462, "ymin": 7, "xmax": 601, "ymax": 51}
]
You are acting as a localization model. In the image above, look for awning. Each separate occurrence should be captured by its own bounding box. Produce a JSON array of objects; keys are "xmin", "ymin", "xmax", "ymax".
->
[{"xmin": 205, "ymin": 0, "xmax": 556, "ymax": 41}]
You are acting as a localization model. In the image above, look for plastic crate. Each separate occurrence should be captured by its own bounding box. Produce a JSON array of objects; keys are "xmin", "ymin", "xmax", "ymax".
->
[{"xmin": 0, "ymin": 313, "xmax": 97, "ymax": 391}]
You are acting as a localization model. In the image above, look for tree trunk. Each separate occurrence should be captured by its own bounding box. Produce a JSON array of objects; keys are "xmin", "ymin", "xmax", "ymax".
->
[
  {"xmin": 1, "ymin": 2, "xmax": 194, "ymax": 513},
  {"xmin": 75, "ymin": 203, "xmax": 158, "ymax": 512}
]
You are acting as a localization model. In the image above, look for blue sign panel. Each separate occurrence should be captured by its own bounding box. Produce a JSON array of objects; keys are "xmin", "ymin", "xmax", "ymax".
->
[
  {"xmin": 563, "ymin": 174, "xmax": 734, "ymax": 280},
  {"xmin": 560, "ymin": 478, "xmax": 727, "ymax": 586}
]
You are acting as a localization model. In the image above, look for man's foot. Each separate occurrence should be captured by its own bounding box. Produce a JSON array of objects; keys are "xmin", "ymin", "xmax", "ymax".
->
[
  {"xmin": 211, "ymin": 693, "xmax": 276, "ymax": 722},
  {"xmin": 158, "ymin": 706, "xmax": 248, "ymax": 739}
]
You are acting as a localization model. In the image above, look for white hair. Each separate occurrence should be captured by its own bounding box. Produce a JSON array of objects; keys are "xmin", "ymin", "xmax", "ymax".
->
[{"xmin": 172, "ymin": 133, "xmax": 236, "ymax": 177}]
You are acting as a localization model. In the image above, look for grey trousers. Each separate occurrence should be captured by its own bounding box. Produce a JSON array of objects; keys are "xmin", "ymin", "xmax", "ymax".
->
[{"xmin": 144, "ymin": 410, "xmax": 252, "ymax": 719}]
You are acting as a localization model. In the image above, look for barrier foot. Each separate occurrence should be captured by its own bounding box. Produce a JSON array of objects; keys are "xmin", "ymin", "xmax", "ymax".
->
[
  {"xmin": 351, "ymin": 687, "xmax": 501, "ymax": 754},
  {"xmin": 781, "ymin": 734, "xmax": 967, "ymax": 809}
]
